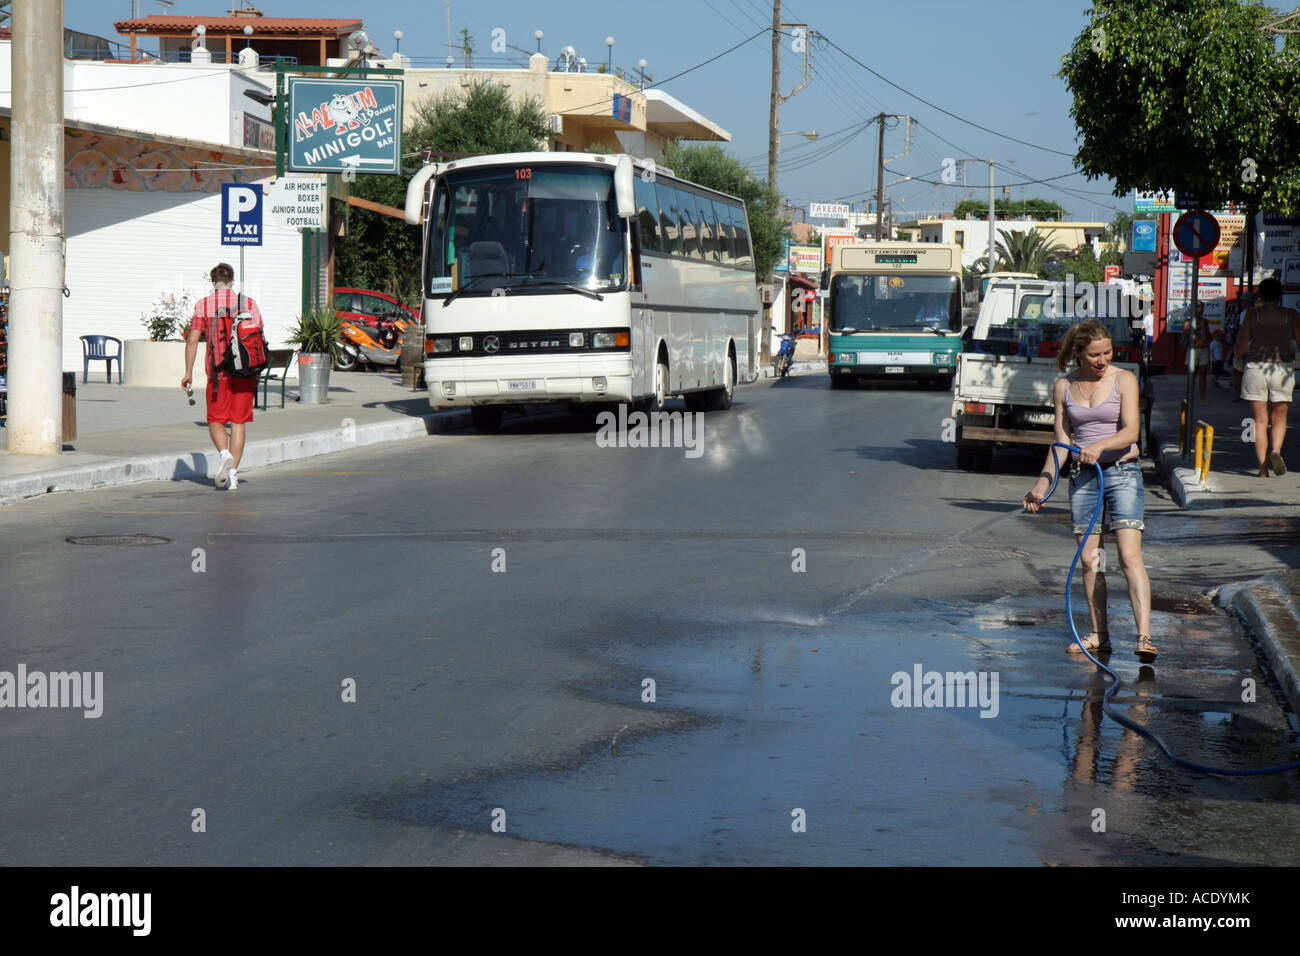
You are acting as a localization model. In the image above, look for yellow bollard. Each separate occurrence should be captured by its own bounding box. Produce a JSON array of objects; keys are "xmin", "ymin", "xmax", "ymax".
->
[
  {"xmin": 1179, "ymin": 399, "xmax": 1188, "ymax": 456},
  {"xmin": 1195, "ymin": 420, "xmax": 1214, "ymax": 489}
]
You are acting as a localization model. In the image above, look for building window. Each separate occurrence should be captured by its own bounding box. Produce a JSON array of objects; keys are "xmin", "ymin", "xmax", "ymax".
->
[{"xmin": 955, "ymin": 231, "xmax": 965, "ymax": 248}]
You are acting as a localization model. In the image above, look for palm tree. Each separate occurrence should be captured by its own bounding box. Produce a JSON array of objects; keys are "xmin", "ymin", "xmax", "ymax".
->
[{"xmin": 994, "ymin": 229, "xmax": 1069, "ymax": 273}]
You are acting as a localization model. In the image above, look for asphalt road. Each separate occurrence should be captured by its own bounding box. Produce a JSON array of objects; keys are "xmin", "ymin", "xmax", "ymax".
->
[{"xmin": 2, "ymin": 372, "xmax": 1298, "ymax": 865}]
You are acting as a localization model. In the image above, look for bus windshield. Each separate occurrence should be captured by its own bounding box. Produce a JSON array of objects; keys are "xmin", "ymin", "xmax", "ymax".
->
[
  {"xmin": 426, "ymin": 164, "xmax": 626, "ymax": 297},
  {"xmin": 830, "ymin": 274, "xmax": 960, "ymax": 332}
]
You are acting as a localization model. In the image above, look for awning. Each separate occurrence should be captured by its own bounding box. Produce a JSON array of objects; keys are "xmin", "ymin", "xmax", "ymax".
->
[{"xmin": 642, "ymin": 89, "xmax": 730, "ymax": 142}]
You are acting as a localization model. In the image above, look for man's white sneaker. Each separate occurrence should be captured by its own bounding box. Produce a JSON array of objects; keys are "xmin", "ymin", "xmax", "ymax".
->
[
  {"xmin": 228, "ymin": 468, "xmax": 238, "ymax": 491},
  {"xmin": 214, "ymin": 450, "xmax": 234, "ymax": 489}
]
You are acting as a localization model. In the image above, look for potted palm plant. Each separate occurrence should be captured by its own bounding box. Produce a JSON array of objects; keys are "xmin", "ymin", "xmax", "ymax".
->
[{"xmin": 287, "ymin": 307, "xmax": 343, "ymax": 404}]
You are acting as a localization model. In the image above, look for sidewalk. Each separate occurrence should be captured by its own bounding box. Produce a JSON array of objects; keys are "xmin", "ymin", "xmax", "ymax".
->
[
  {"xmin": 0, "ymin": 371, "xmax": 466, "ymax": 506},
  {"xmin": 1148, "ymin": 370, "xmax": 1300, "ymax": 716},
  {"xmin": 1148, "ymin": 368, "xmax": 1300, "ymax": 511}
]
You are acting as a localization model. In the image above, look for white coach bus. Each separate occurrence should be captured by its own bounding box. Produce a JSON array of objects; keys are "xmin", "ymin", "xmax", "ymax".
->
[{"xmin": 403, "ymin": 152, "xmax": 761, "ymax": 430}]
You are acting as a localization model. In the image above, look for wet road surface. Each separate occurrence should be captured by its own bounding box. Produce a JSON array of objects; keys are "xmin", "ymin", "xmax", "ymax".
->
[{"xmin": 2, "ymin": 374, "xmax": 1297, "ymax": 865}]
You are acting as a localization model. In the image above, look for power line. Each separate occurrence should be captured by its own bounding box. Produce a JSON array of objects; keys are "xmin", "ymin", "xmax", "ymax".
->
[{"xmin": 818, "ymin": 34, "xmax": 1077, "ymax": 158}]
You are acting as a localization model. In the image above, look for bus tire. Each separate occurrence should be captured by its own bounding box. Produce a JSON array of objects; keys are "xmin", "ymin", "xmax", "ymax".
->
[
  {"xmin": 470, "ymin": 406, "xmax": 502, "ymax": 432},
  {"xmin": 829, "ymin": 374, "xmax": 851, "ymax": 390},
  {"xmin": 650, "ymin": 358, "xmax": 669, "ymax": 413},
  {"xmin": 703, "ymin": 353, "xmax": 735, "ymax": 411}
]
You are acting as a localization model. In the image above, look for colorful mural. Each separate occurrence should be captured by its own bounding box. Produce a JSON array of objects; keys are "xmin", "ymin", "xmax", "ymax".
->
[{"xmin": 64, "ymin": 130, "xmax": 273, "ymax": 193}]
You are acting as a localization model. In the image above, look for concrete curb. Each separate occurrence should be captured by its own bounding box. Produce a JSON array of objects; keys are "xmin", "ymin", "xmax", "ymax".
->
[
  {"xmin": 0, "ymin": 408, "xmax": 470, "ymax": 507},
  {"xmin": 1217, "ymin": 573, "xmax": 1300, "ymax": 718}
]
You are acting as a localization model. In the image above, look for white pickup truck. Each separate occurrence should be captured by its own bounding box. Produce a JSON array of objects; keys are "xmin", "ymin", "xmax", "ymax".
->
[{"xmin": 951, "ymin": 278, "xmax": 1145, "ymax": 471}]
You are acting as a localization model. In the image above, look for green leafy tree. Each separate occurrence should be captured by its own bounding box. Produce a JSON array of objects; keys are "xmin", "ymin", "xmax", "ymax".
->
[
  {"xmin": 335, "ymin": 81, "xmax": 547, "ymax": 303},
  {"xmin": 658, "ymin": 140, "xmax": 788, "ymax": 280},
  {"xmin": 952, "ymin": 197, "xmax": 1067, "ymax": 221},
  {"xmin": 1060, "ymin": 0, "xmax": 1300, "ymax": 212}
]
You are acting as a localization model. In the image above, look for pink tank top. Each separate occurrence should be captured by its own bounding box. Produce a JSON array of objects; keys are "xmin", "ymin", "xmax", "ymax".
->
[{"xmin": 1064, "ymin": 374, "xmax": 1137, "ymax": 464}]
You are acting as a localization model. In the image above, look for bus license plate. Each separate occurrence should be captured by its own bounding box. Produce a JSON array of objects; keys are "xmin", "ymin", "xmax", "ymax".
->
[
  {"xmin": 884, "ymin": 366, "xmax": 904, "ymax": 374},
  {"xmin": 507, "ymin": 379, "xmax": 538, "ymax": 391}
]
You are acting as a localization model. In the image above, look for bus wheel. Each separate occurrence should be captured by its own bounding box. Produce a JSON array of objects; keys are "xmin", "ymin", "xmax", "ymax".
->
[
  {"xmin": 650, "ymin": 359, "xmax": 669, "ymax": 413},
  {"xmin": 830, "ymin": 375, "xmax": 851, "ymax": 390},
  {"xmin": 703, "ymin": 355, "xmax": 735, "ymax": 411},
  {"xmin": 470, "ymin": 406, "xmax": 502, "ymax": 432}
]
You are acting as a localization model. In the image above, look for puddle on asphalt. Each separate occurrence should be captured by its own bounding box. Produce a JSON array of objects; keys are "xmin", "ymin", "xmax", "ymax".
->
[{"xmin": 360, "ymin": 591, "xmax": 1299, "ymax": 864}]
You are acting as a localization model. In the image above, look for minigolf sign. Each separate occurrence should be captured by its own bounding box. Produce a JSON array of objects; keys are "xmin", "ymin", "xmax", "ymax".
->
[{"xmin": 287, "ymin": 77, "xmax": 403, "ymax": 176}]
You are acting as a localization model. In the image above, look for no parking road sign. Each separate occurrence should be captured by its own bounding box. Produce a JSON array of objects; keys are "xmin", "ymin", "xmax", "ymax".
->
[
  {"xmin": 221, "ymin": 183, "xmax": 263, "ymax": 246},
  {"xmin": 1173, "ymin": 210, "xmax": 1219, "ymax": 260}
]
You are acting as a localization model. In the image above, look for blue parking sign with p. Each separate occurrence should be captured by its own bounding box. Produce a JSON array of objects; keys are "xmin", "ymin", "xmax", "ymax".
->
[{"xmin": 222, "ymin": 183, "xmax": 262, "ymax": 246}]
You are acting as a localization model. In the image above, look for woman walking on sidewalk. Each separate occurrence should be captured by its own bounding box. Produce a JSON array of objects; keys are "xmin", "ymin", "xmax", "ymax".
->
[
  {"xmin": 1235, "ymin": 278, "xmax": 1300, "ymax": 478},
  {"xmin": 1021, "ymin": 319, "xmax": 1155, "ymax": 663}
]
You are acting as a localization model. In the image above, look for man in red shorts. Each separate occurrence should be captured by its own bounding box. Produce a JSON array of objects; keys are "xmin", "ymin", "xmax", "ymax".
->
[{"xmin": 181, "ymin": 263, "xmax": 264, "ymax": 490}]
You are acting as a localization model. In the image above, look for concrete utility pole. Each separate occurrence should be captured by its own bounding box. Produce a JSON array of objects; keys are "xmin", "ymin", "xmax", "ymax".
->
[
  {"xmin": 988, "ymin": 159, "xmax": 995, "ymax": 273},
  {"xmin": 8, "ymin": 0, "xmax": 66, "ymax": 455},
  {"xmin": 768, "ymin": 0, "xmax": 780, "ymax": 193},
  {"xmin": 874, "ymin": 112, "xmax": 886, "ymax": 239}
]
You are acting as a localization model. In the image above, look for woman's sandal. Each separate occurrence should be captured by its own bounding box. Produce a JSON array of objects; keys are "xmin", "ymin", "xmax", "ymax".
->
[
  {"xmin": 1136, "ymin": 634, "xmax": 1159, "ymax": 663},
  {"xmin": 1068, "ymin": 630, "xmax": 1111, "ymax": 654}
]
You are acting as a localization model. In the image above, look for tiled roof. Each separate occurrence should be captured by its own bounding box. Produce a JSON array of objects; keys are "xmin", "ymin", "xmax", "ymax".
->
[{"xmin": 114, "ymin": 16, "xmax": 362, "ymax": 36}]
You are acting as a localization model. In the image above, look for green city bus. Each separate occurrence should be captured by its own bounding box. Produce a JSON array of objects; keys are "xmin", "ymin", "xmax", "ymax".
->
[{"xmin": 826, "ymin": 242, "xmax": 964, "ymax": 389}]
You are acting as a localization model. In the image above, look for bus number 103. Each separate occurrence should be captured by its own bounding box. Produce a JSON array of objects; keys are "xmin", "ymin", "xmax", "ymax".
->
[{"xmin": 515, "ymin": 168, "xmax": 532, "ymax": 180}]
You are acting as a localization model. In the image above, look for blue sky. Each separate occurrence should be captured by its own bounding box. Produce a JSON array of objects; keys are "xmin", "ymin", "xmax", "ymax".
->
[{"xmin": 64, "ymin": 1, "xmax": 1126, "ymax": 223}]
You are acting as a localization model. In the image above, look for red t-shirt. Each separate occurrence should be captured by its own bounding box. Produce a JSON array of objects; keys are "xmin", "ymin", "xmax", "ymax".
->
[{"xmin": 191, "ymin": 287, "xmax": 264, "ymax": 379}]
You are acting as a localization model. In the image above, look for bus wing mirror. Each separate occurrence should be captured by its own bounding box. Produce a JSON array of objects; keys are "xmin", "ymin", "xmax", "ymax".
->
[
  {"xmin": 404, "ymin": 164, "xmax": 439, "ymax": 225},
  {"xmin": 614, "ymin": 155, "xmax": 635, "ymax": 219}
]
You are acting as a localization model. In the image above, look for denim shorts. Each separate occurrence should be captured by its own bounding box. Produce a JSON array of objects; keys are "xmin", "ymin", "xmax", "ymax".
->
[{"xmin": 1069, "ymin": 458, "xmax": 1145, "ymax": 535}]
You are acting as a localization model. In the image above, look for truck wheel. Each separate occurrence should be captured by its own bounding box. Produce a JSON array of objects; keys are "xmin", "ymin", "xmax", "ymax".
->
[
  {"xmin": 470, "ymin": 406, "xmax": 502, "ymax": 432},
  {"xmin": 956, "ymin": 446, "xmax": 976, "ymax": 471},
  {"xmin": 974, "ymin": 448, "xmax": 994, "ymax": 472}
]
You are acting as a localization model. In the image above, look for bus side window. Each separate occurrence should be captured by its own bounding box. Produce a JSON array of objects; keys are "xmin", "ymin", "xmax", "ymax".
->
[
  {"xmin": 634, "ymin": 178, "xmax": 662, "ymax": 253},
  {"xmin": 661, "ymin": 186, "xmax": 682, "ymax": 256},
  {"xmin": 714, "ymin": 200, "xmax": 736, "ymax": 265},
  {"xmin": 698, "ymin": 197, "xmax": 716, "ymax": 262},
  {"xmin": 730, "ymin": 204, "xmax": 753, "ymax": 270},
  {"xmin": 678, "ymin": 189, "xmax": 701, "ymax": 259}
]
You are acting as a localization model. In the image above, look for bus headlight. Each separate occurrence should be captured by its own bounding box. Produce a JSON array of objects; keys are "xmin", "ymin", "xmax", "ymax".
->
[
  {"xmin": 570, "ymin": 332, "xmax": 585, "ymax": 348},
  {"xmin": 591, "ymin": 331, "xmax": 630, "ymax": 348},
  {"xmin": 433, "ymin": 338, "xmax": 453, "ymax": 353},
  {"xmin": 458, "ymin": 336, "xmax": 474, "ymax": 351},
  {"xmin": 934, "ymin": 352, "xmax": 953, "ymax": 365}
]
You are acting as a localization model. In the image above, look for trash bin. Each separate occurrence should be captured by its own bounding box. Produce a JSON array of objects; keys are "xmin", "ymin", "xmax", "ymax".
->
[
  {"xmin": 298, "ymin": 353, "xmax": 331, "ymax": 404},
  {"xmin": 62, "ymin": 371, "xmax": 76, "ymax": 441}
]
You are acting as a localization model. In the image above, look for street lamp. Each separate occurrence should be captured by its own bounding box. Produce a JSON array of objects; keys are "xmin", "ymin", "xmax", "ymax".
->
[
  {"xmin": 781, "ymin": 130, "xmax": 819, "ymax": 140},
  {"xmin": 605, "ymin": 36, "xmax": 614, "ymax": 73},
  {"xmin": 638, "ymin": 58, "xmax": 647, "ymax": 88},
  {"xmin": 243, "ymin": 24, "xmax": 252, "ymax": 49},
  {"xmin": 534, "ymin": 30, "xmax": 544, "ymax": 53},
  {"xmin": 394, "ymin": 30, "xmax": 403, "ymax": 54}
]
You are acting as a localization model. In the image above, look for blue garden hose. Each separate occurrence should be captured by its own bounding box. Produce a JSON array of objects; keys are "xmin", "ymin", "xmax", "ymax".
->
[{"xmin": 1038, "ymin": 441, "xmax": 1300, "ymax": 776}]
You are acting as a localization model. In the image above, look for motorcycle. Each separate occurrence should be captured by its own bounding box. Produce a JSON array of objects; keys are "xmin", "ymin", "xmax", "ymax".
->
[
  {"xmin": 773, "ymin": 332, "xmax": 797, "ymax": 378},
  {"xmin": 335, "ymin": 310, "xmax": 416, "ymax": 371}
]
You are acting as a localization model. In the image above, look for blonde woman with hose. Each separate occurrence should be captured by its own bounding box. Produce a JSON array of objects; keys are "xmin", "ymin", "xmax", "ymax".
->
[{"xmin": 1021, "ymin": 320, "xmax": 1155, "ymax": 663}]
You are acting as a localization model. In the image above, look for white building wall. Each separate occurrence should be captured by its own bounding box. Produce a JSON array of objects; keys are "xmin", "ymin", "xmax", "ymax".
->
[
  {"xmin": 0, "ymin": 42, "xmax": 272, "ymax": 147},
  {"xmin": 64, "ymin": 189, "xmax": 303, "ymax": 374}
]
